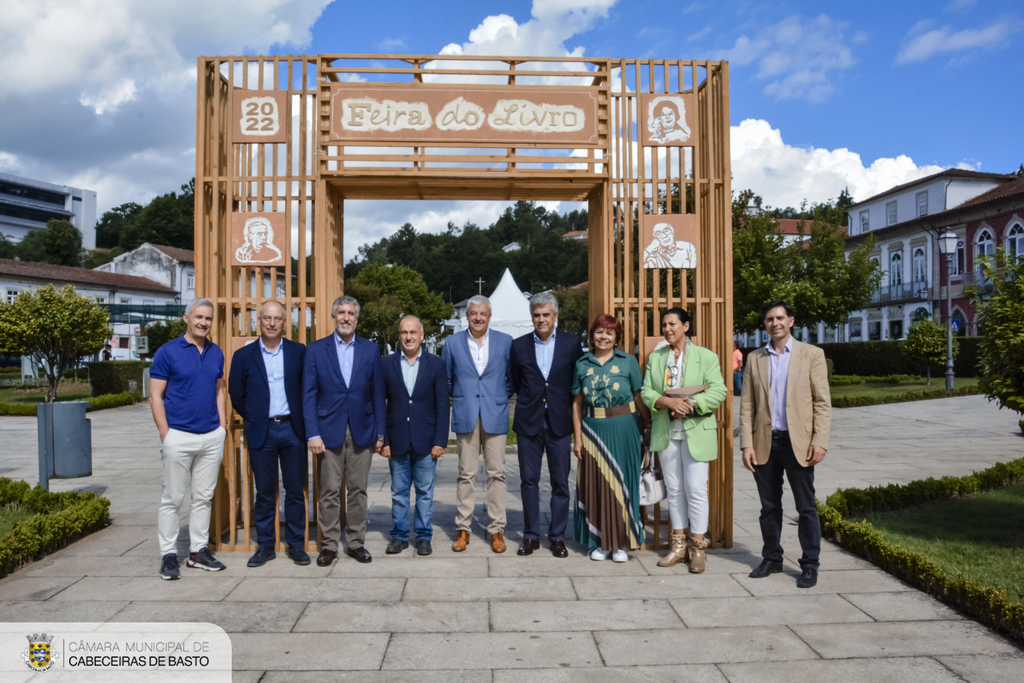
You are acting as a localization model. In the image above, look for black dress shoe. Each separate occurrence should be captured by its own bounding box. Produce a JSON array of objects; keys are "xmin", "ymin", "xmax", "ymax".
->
[
  {"xmin": 387, "ymin": 539, "xmax": 409, "ymax": 554},
  {"xmin": 316, "ymin": 549, "xmax": 337, "ymax": 567},
  {"xmin": 347, "ymin": 547, "xmax": 372, "ymax": 563},
  {"xmin": 416, "ymin": 539, "xmax": 432, "ymax": 556},
  {"xmin": 287, "ymin": 548, "xmax": 311, "ymax": 566},
  {"xmin": 748, "ymin": 559, "xmax": 784, "ymax": 578},
  {"xmin": 797, "ymin": 566, "xmax": 818, "ymax": 588},
  {"xmin": 550, "ymin": 540, "xmax": 568, "ymax": 558},
  {"xmin": 247, "ymin": 546, "xmax": 276, "ymax": 567},
  {"xmin": 517, "ymin": 538, "xmax": 540, "ymax": 556}
]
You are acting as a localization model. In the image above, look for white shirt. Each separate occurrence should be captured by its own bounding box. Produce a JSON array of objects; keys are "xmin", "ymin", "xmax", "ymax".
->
[
  {"xmin": 666, "ymin": 345, "xmax": 688, "ymax": 440},
  {"xmin": 467, "ymin": 330, "xmax": 489, "ymax": 376}
]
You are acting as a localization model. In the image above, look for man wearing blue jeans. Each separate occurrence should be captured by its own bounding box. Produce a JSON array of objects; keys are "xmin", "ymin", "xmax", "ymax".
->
[{"xmin": 380, "ymin": 316, "xmax": 450, "ymax": 555}]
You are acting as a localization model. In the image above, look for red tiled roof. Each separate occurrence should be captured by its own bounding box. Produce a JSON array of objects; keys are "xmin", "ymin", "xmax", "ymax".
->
[
  {"xmin": 0, "ymin": 259, "xmax": 176, "ymax": 294},
  {"xmin": 151, "ymin": 243, "xmax": 195, "ymax": 263},
  {"xmin": 849, "ymin": 169, "xmax": 1012, "ymax": 208},
  {"xmin": 563, "ymin": 230, "xmax": 588, "ymax": 239},
  {"xmin": 951, "ymin": 173, "xmax": 1024, "ymax": 210}
]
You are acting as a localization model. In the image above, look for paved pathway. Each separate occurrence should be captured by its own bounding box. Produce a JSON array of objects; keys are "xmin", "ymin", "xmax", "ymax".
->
[{"xmin": 1, "ymin": 395, "xmax": 1022, "ymax": 682}]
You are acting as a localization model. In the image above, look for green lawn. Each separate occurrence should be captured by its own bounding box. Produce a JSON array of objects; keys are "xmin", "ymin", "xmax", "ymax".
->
[
  {"xmin": 0, "ymin": 382, "xmax": 92, "ymax": 405},
  {"xmin": 863, "ymin": 483, "xmax": 1024, "ymax": 604},
  {"xmin": 0, "ymin": 504, "xmax": 35, "ymax": 537},
  {"xmin": 830, "ymin": 377, "xmax": 978, "ymax": 400}
]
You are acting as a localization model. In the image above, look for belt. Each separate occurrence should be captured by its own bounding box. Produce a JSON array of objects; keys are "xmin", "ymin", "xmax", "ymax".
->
[
  {"xmin": 585, "ymin": 401, "xmax": 636, "ymax": 419},
  {"xmin": 772, "ymin": 429, "xmax": 789, "ymax": 439},
  {"xmin": 269, "ymin": 415, "xmax": 290, "ymax": 423}
]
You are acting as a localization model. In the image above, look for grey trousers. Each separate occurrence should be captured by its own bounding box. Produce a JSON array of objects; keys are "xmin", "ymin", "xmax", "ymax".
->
[{"xmin": 317, "ymin": 427, "xmax": 373, "ymax": 552}]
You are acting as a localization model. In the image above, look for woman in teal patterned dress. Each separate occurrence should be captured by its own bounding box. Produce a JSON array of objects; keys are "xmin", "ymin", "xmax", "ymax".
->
[{"xmin": 571, "ymin": 314, "xmax": 650, "ymax": 562}]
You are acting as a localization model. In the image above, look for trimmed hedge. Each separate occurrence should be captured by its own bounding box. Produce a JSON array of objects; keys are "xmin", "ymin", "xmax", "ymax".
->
[
  {"xmin": 831, "ymin": 384, "xmax": 982, "ymax": 408},
  {"xmin": 87, "ymin": 360, "xmax": 147, "ymax": 398},
  {"xmin": 830, "ymin": 374, "xmax": 920, "ymax": 387},
  {"xmin": 819, "ymin": 457, "xmax": 1024, "ymax": 644},
  {"xmin": 0, "ymin": 393, "xmax": 139, "ymax": 416},
  {"xmin": 744, "ymin": 338, "xmax": 982, "ymax": 378},
  {"xmin": 0, "ymin": 477, "xmax": 110, "ymax": 577}
]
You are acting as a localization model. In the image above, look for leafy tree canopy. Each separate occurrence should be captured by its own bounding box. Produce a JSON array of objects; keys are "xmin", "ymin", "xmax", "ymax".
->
[
  {"xmin": 92, "ymin": 180, "xmax": 194, "ymax": 252},
  {"xmin": 970, "ymin": 248, "xmax": 1024, "ymax": 415},
  {"xmin": 12, "ymin": 219, "xmax": 83, "ymax": 267},
  {"xmin": 903, "ymin": 319, "xmax": 957, "ymax": 385},
  {"xmin": 346, "ymin": 263, "xmax": 454, "ymax": 352}
]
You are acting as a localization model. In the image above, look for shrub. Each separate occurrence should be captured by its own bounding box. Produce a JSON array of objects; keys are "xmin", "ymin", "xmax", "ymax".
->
[
  {"xmin": 831, "ymin": 384, "xmax": 982, "ymax": 408},
  {"xmin": 829, "ymin": 375, "xmax": 864, "ymax": 386},
  {"xmin": 87, "ymin": 360, "xmax": 147, "ymax": 397},
  {"xmin": 970, "ymin": 249, "xmax": 1024, "ymax": 421},
  {"xmin": 0, "ymin": 403, "xmax": 38, "ymax": 416},
  {"xmin": 87, "ymin": 392, "xmax": 137, "ymax": 411},
  {"xmin": 817, "ymin": 339, "xmax": 980, "ymax": 378}
]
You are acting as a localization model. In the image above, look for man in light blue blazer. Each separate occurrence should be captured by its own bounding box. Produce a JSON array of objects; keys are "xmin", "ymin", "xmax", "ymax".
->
[{"xmin": 442, "ymin": 295, "xmax": 514, "ymax": 553}]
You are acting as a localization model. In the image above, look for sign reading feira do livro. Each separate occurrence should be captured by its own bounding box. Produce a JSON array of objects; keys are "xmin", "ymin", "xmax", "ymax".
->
[{"xmin": 328, "ymin": 85, "xmax": 600, "ymax": 145}]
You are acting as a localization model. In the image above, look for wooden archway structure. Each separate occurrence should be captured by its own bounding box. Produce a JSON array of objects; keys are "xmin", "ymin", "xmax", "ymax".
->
[{"xmin": 194, "ymin": 54, "xmax": 733, "ymax": 552}]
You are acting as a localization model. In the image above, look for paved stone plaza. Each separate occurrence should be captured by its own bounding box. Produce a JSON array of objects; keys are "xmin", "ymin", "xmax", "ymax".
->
[{"xmin": 1, "ymin": 395, "xmax": 1022, "ymax": 681}]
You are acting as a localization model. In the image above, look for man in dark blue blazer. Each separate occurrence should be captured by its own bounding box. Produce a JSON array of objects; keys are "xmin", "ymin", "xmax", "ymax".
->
[
  {"xmin": 380, "ymin": 316, "xmax": 450, "ymax": 556},
  {"xmin": 302, "ymin": 296, "xmax": 385, "ymax": 566},
  {"xmin": 510, "ymin": 292, "xmax": 583, "ymax": 557},
  {"xmin": 228, "ymin": 300, "xmax": 310, "ymax": 567}
]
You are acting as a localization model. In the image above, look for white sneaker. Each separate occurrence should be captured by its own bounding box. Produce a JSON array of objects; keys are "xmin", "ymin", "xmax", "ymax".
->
[
  {"xmin": 611, "ymin": 549, "xmax": 629, "ymax": 563},
  {"xmin": 589, "ymin": 548, "xmax": 611, "ymax": 561}
]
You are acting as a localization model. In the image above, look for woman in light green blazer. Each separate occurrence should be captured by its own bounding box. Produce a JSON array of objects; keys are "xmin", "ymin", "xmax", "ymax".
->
[{"xmin": 641, "ymin": 308, "xmax": 728, "ymax": 572}]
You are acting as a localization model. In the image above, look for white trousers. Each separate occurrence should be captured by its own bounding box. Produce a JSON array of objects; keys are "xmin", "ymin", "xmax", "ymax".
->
[
  {"xmin": 659, "ymin": 437, "xmax": 709, "ymax": 534},
  {"xmin": 158, "ymin": 427, "xmax": 225, "ymax": 555}
]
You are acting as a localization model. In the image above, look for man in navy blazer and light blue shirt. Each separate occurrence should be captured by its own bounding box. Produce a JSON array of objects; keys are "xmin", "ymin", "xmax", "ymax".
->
[
  {"xmin": 442, "ymin": 295, "xmax": 514, "ymax": 553},
  {"xmin": 303, "ymin": 295, "xmax": 385, "ymax": 566},
  {"xmin": 380, "ymin": 315, "xmax": 450, "ymax": 556},
  {"xmin": 228, "ymin": 300, "xmax": 310, "ymax": 568},
  {"xmin": 510, "ymin": 292, "xmax": 582, "ymax": 558}
]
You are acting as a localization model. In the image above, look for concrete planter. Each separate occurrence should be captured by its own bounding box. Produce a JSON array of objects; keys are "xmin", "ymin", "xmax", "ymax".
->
[{"xmin": 37, "ymin": 401, "xmax": 92, "ymax": 490}]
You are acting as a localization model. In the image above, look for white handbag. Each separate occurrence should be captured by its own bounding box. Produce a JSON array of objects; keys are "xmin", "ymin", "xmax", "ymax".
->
[{"xmin": 638, "ymin": 449, "xmax": 667, "ymax": 506}]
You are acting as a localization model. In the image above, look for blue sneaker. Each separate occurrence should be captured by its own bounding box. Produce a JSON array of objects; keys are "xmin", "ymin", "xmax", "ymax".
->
[
  {"xmin": 187, "ymin": 548, "xmax": 226, "ymax": 572},
  {"xmin": 160, "ymin": 553, "xmax": 180, "ymax": 580}
]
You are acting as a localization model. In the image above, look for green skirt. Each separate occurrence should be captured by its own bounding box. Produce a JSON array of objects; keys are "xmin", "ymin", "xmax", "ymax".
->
[{"xmin": 573, "ymin": 412, "xmax": 645, "ymax": 551}]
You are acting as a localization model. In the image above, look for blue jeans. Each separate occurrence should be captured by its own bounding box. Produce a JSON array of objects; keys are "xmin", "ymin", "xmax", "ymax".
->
[
  {"xmin": 389, "ymin": 449, "xmax": 437, "ymax": 541},
  {"xmin": 249, "ymin": 420, "xmax": 307, "ymax": 550},
  {"xmin": 733, "ymin": 370, "xmax": 743, "ymax": 395}
]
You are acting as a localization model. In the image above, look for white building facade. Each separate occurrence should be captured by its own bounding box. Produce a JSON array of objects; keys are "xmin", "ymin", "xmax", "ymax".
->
[
  {"xmin": 0, "ymin": 172, "xmax": 98, "ymax": 249},
  {"xmin": 93, "ymin": 242, "xmax": 195, "ymax": 307}
]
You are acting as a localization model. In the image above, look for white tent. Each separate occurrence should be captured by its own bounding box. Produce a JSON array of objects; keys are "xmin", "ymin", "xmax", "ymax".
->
[{"xmin": 445, "ymin": 268, "xmax": 534, "ymax": 339}]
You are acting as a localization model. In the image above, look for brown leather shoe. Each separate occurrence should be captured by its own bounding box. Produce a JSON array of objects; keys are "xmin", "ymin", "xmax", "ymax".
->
[
  {"xmin": 452, "ymin": 530, "xmax": 469, "ymax": 552},
  {"xmin": 550, "ymin": 540, "xmax": 568, "ymax": 558},
  {"xmin": 517, "ymin": 538, "xmax": 540, "ymax": 556},
  {"xmin": 491, "ymin": 532, "xmax": 506, "ymax": 553},
  {"xmin": 315, "ymin": 548, "xmax": 337, "ymax": 567}
]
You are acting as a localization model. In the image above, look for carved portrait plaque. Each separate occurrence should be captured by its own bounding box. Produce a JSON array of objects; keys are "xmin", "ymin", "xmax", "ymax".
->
[
  {"xmin": 642, "ymin": 214, "xmax": 699, "ymax": 270},
  {"xmin": 639, "ymin": 93, "xmax": 695, "ymax": 147},
  {"xmin": 231, "ymin": 212, "xmax": 286, "ymax": 267}
]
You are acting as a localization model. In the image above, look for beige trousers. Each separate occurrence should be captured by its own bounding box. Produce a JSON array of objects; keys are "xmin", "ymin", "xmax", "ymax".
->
[
  {"xmin": 158, "ymin": 426, "xmax": 225, "ymax": 555},
  {"xmin": 455, "ymin": 417, "xmax": 506, "ymax": 534},
  {"xmin": 317, "ymin": 427, "xmax": 373, "ymax": 552}
]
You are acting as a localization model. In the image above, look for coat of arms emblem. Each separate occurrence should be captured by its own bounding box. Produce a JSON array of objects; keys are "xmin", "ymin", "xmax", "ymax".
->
[{"xmin": 22, "ymin": 633, "xmax": 59, "ymax": 672}]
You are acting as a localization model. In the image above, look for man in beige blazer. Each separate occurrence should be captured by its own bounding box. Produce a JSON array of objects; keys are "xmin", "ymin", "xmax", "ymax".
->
[{"xmin": 740, "ymin": 300, "xmax": 831, "ymax": 588}]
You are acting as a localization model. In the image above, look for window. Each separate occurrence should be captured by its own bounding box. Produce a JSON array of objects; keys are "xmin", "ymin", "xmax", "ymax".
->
[
  {"xmin": 94, "ymin": 296, "xmax": 106, "ymax": 304},
  {"xmin": 868, "ymin": 321, "xmax": 882, "ymax": 341},
  {"xmin": 889, "ymin": 251, "xmax": 903, "ymax": 285},
  {"xmin": 6, "ymin": 289, "xmax": 18, "ymax": 304},
  {"xmin": 1008, "ymin": 223, "xmax": 1024, "ymax": 259},
  {"xmin": 118, "ymin": 336, "xmax": 130, "ymax": 348},
  {"xmin": 890, "ymin": 320, "xmax": 903, "ymax": 340},
  {"xmin": 859, "ymin": 210, "xmax": 869, "ymax": 233},
  {"xmin": 119, "ymin": 297, "xmax": 131, "ymax": 305},
  {"xmin": 975, "ymin": 228, "xmax": 994, "ymax": 273},
  {"xmin": 850, "ymin": 322, "xmax": 862, "ymax": 340},
  {"xmin": 187, "ymin": 274, "xmax": 195, "ymax": 290},
  {"xmin": 912, "ymin": 247, "xmax": 926, "ymax": 282},
  {"xmin": 950, "ymin": 239, "xmax": 965, "ymax": 276},
  {"xmin": 143, "ymin": 299, "xmax": 154, "ymax": 306},
  {"xmin": 886, "ymin": 200, "xmax": 897, "ymax": 226},
  {"xmin": 916, "ymin": 191, "xmax": 928, "ymax": 217}
]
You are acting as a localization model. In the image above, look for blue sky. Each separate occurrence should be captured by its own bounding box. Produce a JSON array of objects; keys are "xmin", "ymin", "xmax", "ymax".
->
[{"xmin": 0, "ymin": 0, "xmax": 1019, "ymax": 259}]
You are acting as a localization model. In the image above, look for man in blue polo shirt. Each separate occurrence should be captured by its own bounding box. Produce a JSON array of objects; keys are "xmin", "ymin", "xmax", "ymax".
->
[{"xmin": 149, "ymin": 297, "xmax": 228, "ymax": 580}]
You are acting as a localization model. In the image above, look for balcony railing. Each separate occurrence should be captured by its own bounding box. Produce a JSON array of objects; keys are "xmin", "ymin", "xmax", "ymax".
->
[{"xmin": 871, "ymin": 279, "xmax": 930, "ymax": 304}]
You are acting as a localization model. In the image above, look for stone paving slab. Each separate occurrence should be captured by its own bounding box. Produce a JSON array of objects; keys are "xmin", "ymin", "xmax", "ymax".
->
[
  {"xmin": 294, "ymin": 601, "xmax": 489, "ymax": 633},
  {"xmin": 731, "ymin": 568, "xmax": 914, "ymax": 596},
  {"xmin": 571, "ymin": 574, "xmax": 749, "ymax": 600},
  {"xmin": 231, "ymin": 632, "xmax": 390, "ymax": 670},
  {"xmin": 403, "ymin": 577, "xmax": 575, "ymax": 602},
  {"xmin": 791, "ymin": 620, "xmax": 1021, "ymax": 658},
  {"xmin": 490, "ymin": 598, "xmax": 683, "ymax": 632},
  {"xmin": 261, "ymin": 671, "xmax": 491, "ymax": 683},
  {"xmin": 23, "ymin": 554, "xmax": 162, "ymax": 577},
  {"xmin": 328, "ymin": 556, "xmax": 489, "ymax": 578},
  {"xmin": 381, "ymin": 632, "xmax": 602, "ymax": 670},
  {"xmin": 719, "ymin": 656, "xmax": 968, "ymax": 682},
  {"xmin": 0, "ymin": 575, "xmax": 83, "ymax": 601},
  {"xmin": 0, "ymin": 600, "xmax": 128, "ymax": 622},
  {"xmin": 110, "ymin": 600, "xmax": 307, "ymax": 632},
  {"xmin": 488, "ymin": 554, "xmax": 649, "ymax": 577},
  {"xmin": 225, "ymin": 577, "xmax": 405, "ymax": 603},
  {"xmin": 493, "ymin": 664, "xmax": 728, "ymax": 683},
  {"xmin": 935, "ymin": 654, "xmax": 1024, "ymax": 682},
  {"xmin": 52, "ymin": 576, "xmax": 242, "ymax": 602},
  {"xmin": 594, "ymin": 626, "xmax": 820, "ymax": 666},
  {"xmin": 669, "ymin": 594, "xmax": 873, "ymax": 628},
  {"xmin": 634, "ymin": 551, "xmax": 762, "ymax": 575},
  {"xmin": 841, "ymin": 591, "xmax": 962, "ymax": 622}
]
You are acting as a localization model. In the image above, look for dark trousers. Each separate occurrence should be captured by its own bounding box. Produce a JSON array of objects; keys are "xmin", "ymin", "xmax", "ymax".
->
[
  {"xmin": 249, "ymin": 420, "xmax": 308, "ymax": 550},
  {"xmin": 752, "ymin": 432, "xmax": 820, "ymax": 569},
  {"xmin": 518, "ymin": 415, "xmax": 572, "ymax": 542}
]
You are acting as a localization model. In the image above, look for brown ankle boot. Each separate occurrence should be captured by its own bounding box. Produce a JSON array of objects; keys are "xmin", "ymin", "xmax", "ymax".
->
[
  {"xmin": 452, "ymin": 530, "xmax": 469, "ymax": 552},
  {"xmin": 688, "ymin": 536, "xmax": 709, "ymax": 573},
  {"xmin": 657, "ymin": 532, "xmax": 688, "ymax": 567},
  {"xmin": 682, "ymin": 530, "xmax": 692, "ymax": 563}
]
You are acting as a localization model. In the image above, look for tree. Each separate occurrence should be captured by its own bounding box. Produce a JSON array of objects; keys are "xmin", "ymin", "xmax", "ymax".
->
[
  {"xmin": 0, "ymin": 233, "xmax": 15, "ymax": 260},
  {"xmin": 732, "ymin": 211, "xmax": 794, "ymax": 333},
  {"xmin": 83, "ymin": 247, "xmax": 124, "ymax": 269},
  {"xmin": 14, "ymin": 219, "xmax": 83, "ymax": 266},
  {"xmin": 903, "ymin": 319, "xmax": 957, "ymax": 385},
  {"xmin": 119, "ymin": 181, "xmax": 194, "ymax": 250},
  {"xmin": 0, "ymin": 285, "xmax": 109, "ymax": 402},
  {"xmin": 143, "ymin": 319, "xmax": 187, "ymax": 358},
  {"xmin": 346, "ymin": 263, "xmax": 454, "ymax": 352},
  {"xmin": 553, "ymin": 285, "xmax": 590, "ymax": 338},
  {"xmin": 95, "ymin": 202, "xmax": 143, "ymax": 249},
  {"xmin": 970, "ymin": 248, "xmax": 1024, "ymax": 419}
]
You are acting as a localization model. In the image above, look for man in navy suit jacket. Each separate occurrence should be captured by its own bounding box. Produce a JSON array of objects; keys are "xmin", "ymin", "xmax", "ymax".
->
[
  {"xmin": 510, "ymin": 292, "xmax": 583, "ymax": 558},
  {"xmin": 442, "ymin": 295, "xmax": 514, "ymax": 553},
  {"xmin": 380, "ymin": 316, "xmax": 450, "ymax": 556},
  {"xmin": 302, "ymin": 295, "xmax": 385, "ymax": 566},
  {"xmin": 228, "ymin": 301, "xmax": 310, "ymax": 567}
]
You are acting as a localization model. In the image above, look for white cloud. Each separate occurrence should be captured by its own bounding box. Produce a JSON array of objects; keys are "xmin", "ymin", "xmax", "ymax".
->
[
  {"xmin": 896, "ymin": 19, "xmax": 1021, "ymax": 64},
  {"xmin": 688, "ymin": 27, "xmax": 712, "ymax": 42},
  {"xmin": 721, "ymin": 14, "xmax": 856, "ymax": 103},
  {"xmin": 731, "ymin": 119, "xmax": 944, "ymax": 209},
  {"xmin": 0, "ymin": 152, "xmax": 19, "ymax": 172}
]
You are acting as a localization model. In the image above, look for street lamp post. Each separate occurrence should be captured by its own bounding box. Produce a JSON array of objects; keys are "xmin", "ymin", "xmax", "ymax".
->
[{"xmin": 938, "ymin": 230, "xmax": 958, "ymax": 393}]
